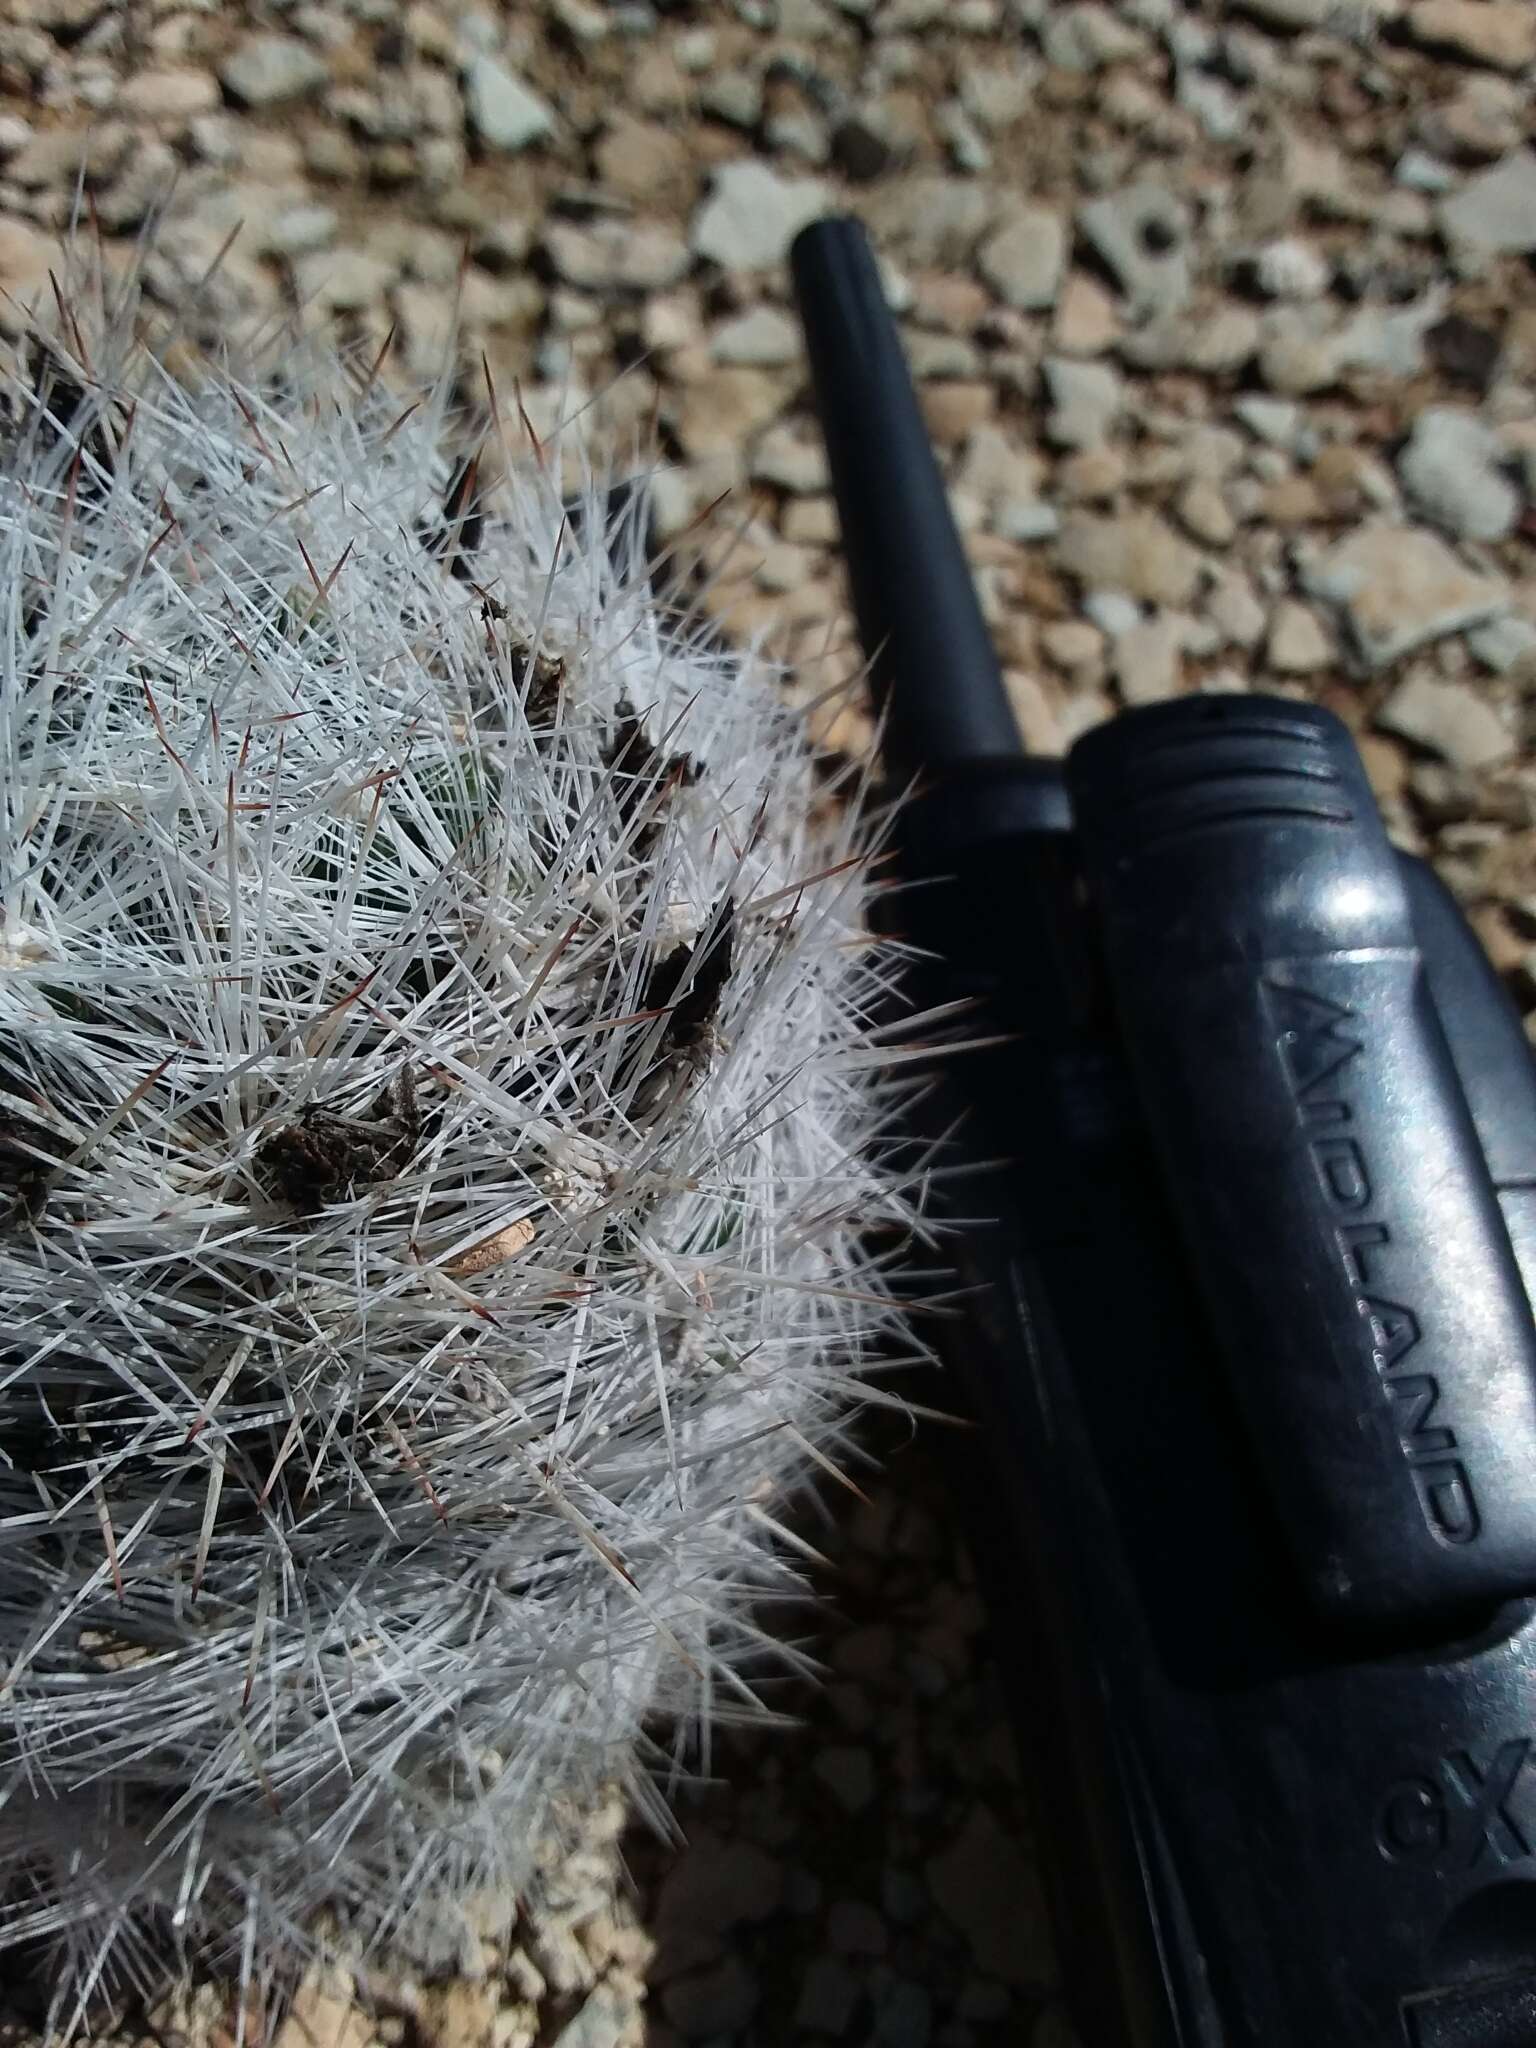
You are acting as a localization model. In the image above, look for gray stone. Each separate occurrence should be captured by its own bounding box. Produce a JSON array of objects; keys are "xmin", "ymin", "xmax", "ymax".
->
[
  {"xmin": 1041, "ymin": 2, "xmax": 1149, "ymax": 68},
  {"xmin": 463, "ymin": 55, "xmax": 555, "ymax": 151},
  {"xmin": 937, "ymin": 102, "xmax": 992, "ymax": 175},
  {"xmin": 865, "ymin": 175, "xmax": 995, "ymax": 264},
  {"xmin": 710, "ymin": 305, "xmax": 801, "ymax": 366},
  {"xmin": 1232, "ymin": 395, "xmax": 1302, "ymax": 447},
  {"xmin": 1058, "ymin": 509, "xmax": 1201, "ymax": 607},
  {"xmin": 1078, "ymin": 183, "xmax": 1192, "ymax": 322},
  {"xmin": 995, "ymin": 498, "xmax": 1062, "ymax": 542},
  {"xmin": 1177, "ymin": 69, "xmax": 1245, "ymax": 145},
  {"xmin": 1252, "ymin": 237, "xmax": 1330, "ymax": 300},
  {"xmin": 545, "ymin": 220, "xmax": 690, "ymax": 293},
  {"xmin": 1335, "ymin": 298, "xmax": 1442, "ymax": 380},
  {"xmin": 700, "ymin": 69, "xmax": 762, "ymax": 130},
  {"xmin": 1377, "ymin": 669, "xmax": 1516, "ymax": 771},
  {"xmin": 220, "ymin": 35, "xmax": 329, "ymax": 107},
  {"xmin": 266, "ymin": 203, "xmax": 339, "ymax": 258},
  {"xmin": 691, "ymin": 160, "xmax": 829, "ymax": 270},
  {"xmin": 1302, "ymin": 525, "xmax": 1510, "ymax": 672},
  {"xmin": 1439, "ymin": 152, "xmax": 1536, "ymax": 255},
  {"xmin": 1396, "ymin": 148, "xmax": 1457, "ymax": 194},
  {"xmin": 1398, "ymin": 408, "xmax": 1520, "ymax": 542},
  {"xmin": 1468, "ymin": 615, "xmax": 1536, "ymax": 674},
  {"xmin": 1042, "ymin": 357, "xmax": 1123, "ymax": 449},
  {"xmin": 977, "ymin": 207, "xmax": 1066, "ymax": 311}
]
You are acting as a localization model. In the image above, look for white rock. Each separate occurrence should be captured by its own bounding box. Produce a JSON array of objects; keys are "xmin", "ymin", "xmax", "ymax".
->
[
  {"xmin": 1302, "ymin": 525, "xmax": 1510, "ymax": 672},
  {"xmin": 1439, "ymin": 152, "xmax": 1536, "ymax": 255},
  {"xmin": 1042, "ymin": 357, "xmax": 1123, "ymax": 449},
  {"xmin": 1077, "ymin": 183, "xmax": 1192, "ymax": 322},
  {"xmin": 220, "ymin": 35, "xmax": 329, "ymax": 106},
  {"xmin": 463, "ymin": 55, "xmax": 555, "ymax": 152},
  {"xmin": 545, "ymin": 220, "xmax": 690, "ymax": 293},
  {"xmin": 977, "ymin": 207, "xmax": 1066, "ymax": 311},
  {"xmin": 1398, "ymin": 408, "xmax": 1520, "ymax": 542},
  {"xmin": 1467, "ymin": 615, "xmax": 1536, "ymax": 675},
  {"xmin": 1233, "ymin": 396, "xmax": 1302, "ymax": 448},
  {"xmin": 752, "ymin": 422, "xmax": 830, "ymax": 494},
  {"xmin": 691, "ymin": 161, "xmax": 830, "ymax": 271},
  {"xmin": 710, "ymin": 305, "xmax": 801, "ymax": 367},
  {"xmin": 1266, "ymin": 599, "xmax": 1334, "ymax": 674},
  {"xmin": 1113, "ymin": 613, "xmax": 1185, "ymax": 704},
  {"xmin": 1377, "ymin": 669, "xmax": 1516, "ymax": 771},
  {"xmin": 1083, "ymin": 590, "xmax": 1142, "ymax": 637},
  {"xmin": 1207, "ymin": 569, "xmax": 1268, "ymax": 648},
  {"xmin": 1253, "ymin": 238, "xmax": 1330, "ymax": 300}
]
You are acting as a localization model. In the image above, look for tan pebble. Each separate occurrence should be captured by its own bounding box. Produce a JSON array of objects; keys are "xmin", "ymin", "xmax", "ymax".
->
[{"xmin": 918, "ymin": 380, "xmax": 996, "ymax": 444}]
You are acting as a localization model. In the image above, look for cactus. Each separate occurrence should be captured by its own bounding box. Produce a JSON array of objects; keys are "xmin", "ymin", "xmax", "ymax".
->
[{"xmin": 0, "ymin": 247, "xmax": 914, "ymax": 2034}]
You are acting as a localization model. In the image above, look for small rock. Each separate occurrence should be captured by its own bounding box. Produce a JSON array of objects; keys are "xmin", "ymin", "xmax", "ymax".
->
[
  {"xmin": 1042, "ymin": 2, "xmax": 1150, "ymax": 69},
  {"xmin": 929, "ymin": 1805, "xmax": 1055, "ymax": 1988},
  {"xmin": 1207, "ymin": 569, "xmax": 1268, "ymax": 648},
  {"xmin": 675, "ymin": 369, "xmax": 786, "ymax": 460},
  {"xmin": 1057, "ymin": 509, "xmax": 1201, "ymax": 607},
  {"xmin": 220, "ymin": 34, "xmax": 329, "ymax": 107},
  {"xmin": 1266, "ymin": 599, "xmax": 1335, "ymax": 675},
  {"xmin": 1077, "ymin": 183, "xmax": 1191, "ymax": 322},
  {"xmin": 545, "ymin": 220, "xmax": 690, "ymax": 293},
  {"xmin": 1044, "ymin": 620, "xmax": 1107, "ymax": 672},
  {"xmin": 1419, "ymin": 76, "xmax": 1524, "ymax": 162},
  {"xmin": 1425, "ymin": 313, "xmax": 1503, "ymax": 392},
  {"xmin": 463, "ymin": 55, "xmax": 555, "ymax": 151},
  {"xmin": 272, "ymin": 1971, "xmax": 373, "ymax": 2048},
  {"xmin": 691, "ymin": 160, "xmax": 829, "ymax": 270},
  {"xmin": 593, "ymin": 116, "xmax": 692, "ymax": 205},
  {"xmin": 977, "ymin": 206, "xmax": 1066, "ymax": 311},
  {"xmin": 1439, "ymin": 151, "xmax": 1536, "ymax": 254},
  {"xmin": 1398, "ymin": 408, "xmax": 1520, "ymax": 542},
  {"xmin": 549, "ymin": 1986, "xmax": 630, "ymax": 2048},
  {"xmin": 1407, "ymin": 0, "xmax": 1535, "ymax": 73},
  {"xmin": 1257, "ymin": 324, "xmax": 1337, "ymax": 397},
  {"xmin": 1468, "ymin": 615, "xmax": 1536, "ymax": 674},
  {"xmin": 813, "ymin": 1745, "xmax": 876, "ymax": 1813},
  {"xmin": 295, "ymin": 249, "xmax": 394, "ymax": 316},
  {"xmin": 662, "ymin": 1954, "xmax": 759, "ymax": 2040},
  {"xmin": 1081, "ymin": 591, "xmax": 1141, "ymax": 639},
  {"xmin": 752, "ymin": 420, "xmax": 830, "ymax": 492},
  {"xmin": 1233, "ymin": 395, "xmax": 1302, "ymax": 447},
  {"xmin": 1377, "ymin": 668, "xmax": 1516, "ymax": 771},
  {"xmin": 937, "ymin": 101, "xmax": 992, "ymax": 174},
  {"xmin": 267, "ymin": 203, "xmax": 340, "ymax": 257},
  {"xmin": 1302, "ymin": 524, "xmax": 1510, "ymax": 672},
  {"xmin": 1397, "ymin": 147, "xmax": 1458, "ymax": 194},
  {"xmin": 1113, "ymin": 613, "xmax": 1184, "ymax": 705},
  {"xmin": 830, "ymin": 109, "xmax": 898, "ymax": 183},
  {"xmin": 919, "ymin": 381, "xmax": 996, "ymax": 445},
  {"xmin": 1174, "ymin": 477, "xmax": 1236, "ymax": 548},
  {"xmin": 1052, "ymin": 271, "xmax": 1120, "ymax": 356},
  {"xmin": 1042, "ymin": 357, "xmax": 1123, "ymax": 449},
  {"xmin": 116, "ymin": 66, "xmax": 221, "ymax": 123},
  {"xmin": 865, "ymin": 175, "xmax": 995, "ymax": 264},
  {"xmin": 700, "ymin": 69, "xmax": 762, "ymax": 130},
  {"xmin": 1252, "ymin": 237, "xmax": 1330, "ymax": 301},
  {"xmin": 996, "ymin": 499, "xmax": 1062, "ymax": 541},
  {"xmin": 711, "ymin": 305, "xmax": 801, "ymax": 366}
]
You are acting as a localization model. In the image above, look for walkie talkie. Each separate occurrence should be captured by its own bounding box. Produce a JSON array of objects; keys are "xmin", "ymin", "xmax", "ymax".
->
[{"xmin": 792, "ymin": 214, "xmax": 1536, "ymax": 2048}]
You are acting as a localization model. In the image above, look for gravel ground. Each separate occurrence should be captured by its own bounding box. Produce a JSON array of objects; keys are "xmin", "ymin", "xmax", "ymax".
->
[{"xmin": 4, "ymin": 0, "xmax": 1536, "ymax": 2042}]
